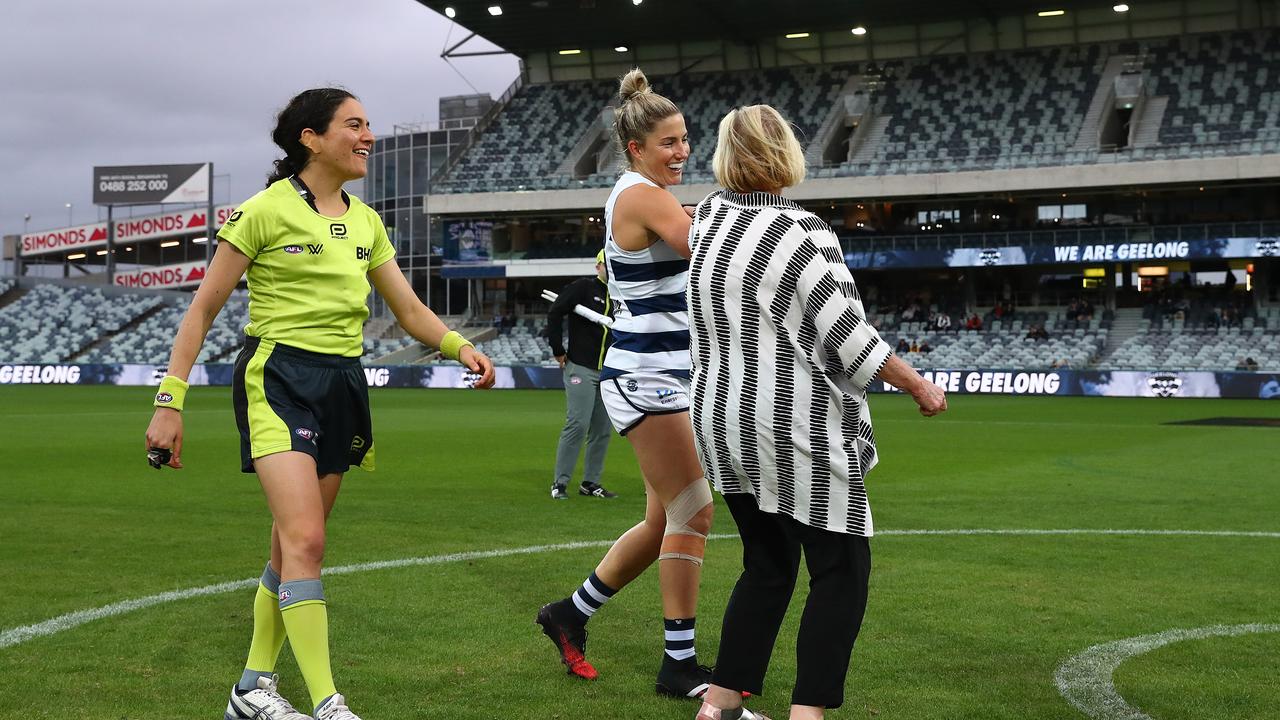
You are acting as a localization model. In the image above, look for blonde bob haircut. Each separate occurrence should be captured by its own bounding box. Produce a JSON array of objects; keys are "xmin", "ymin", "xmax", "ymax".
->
[
  {"xmin": 614, "ymin": 67, "xmax": 681, "ymax": 169},
  {"xmin": 712, "ymin": 104, "xmax": 806, "ymax": 193}
]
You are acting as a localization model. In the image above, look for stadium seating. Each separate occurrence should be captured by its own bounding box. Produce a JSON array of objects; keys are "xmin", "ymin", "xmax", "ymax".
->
[
  {"xmin": 424, "ymin": 318, "xmax": 555, "ymax": 366},
  {"xmin": 433, "ymin": 29, "xmax": 1280, "ymax": 193},
  {"xmin": 80, "ymin": 296, "xmax": 250, "ymax": 364},
  {"xmin": 870, "ymin": 44, "xmax": 1100, "ymax": 173},
  {"xmin": 1098, "ymin": 302, "xmax": 1280, "ymax": 371},
  {"xmin": 3, "ymin": 279, "xmax": 1273, "ymax": 373},
  {"xmin": 1144, "ymin": 31, "xmax": 1280, "ymax": 150},
  {"xmin": 875, "ymin": 306, "xmax": 1107, "ymax": 370},
  {"xmin": 363, "ymin": 335, "xmax": 418, "ymax": 362},
  {"xmin": 0, "ymin": 284, "xmax": 164, "ymax": 363}
]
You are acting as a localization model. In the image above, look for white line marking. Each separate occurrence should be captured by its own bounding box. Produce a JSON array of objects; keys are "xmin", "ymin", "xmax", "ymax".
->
[
  {"xmin": 2, "ymin": 529, "xmax": 1276, "ymax": 652},
  {"xmin": 1055, "ymin": 623, "xmax": 1280, "ymax": 720},
  {"xmin": 882, "ymin": 528, "xmax": 1280, "ymax": 538}
]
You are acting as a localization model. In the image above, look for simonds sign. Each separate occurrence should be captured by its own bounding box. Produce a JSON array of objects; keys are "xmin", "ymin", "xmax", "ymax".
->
[
  {"xmin": 113, "ymin": 260, "xmax": 207, "ymax": 289},
  {"xmin": 20, "ymin": 205, "xmax": 236, "ymax": 257}
]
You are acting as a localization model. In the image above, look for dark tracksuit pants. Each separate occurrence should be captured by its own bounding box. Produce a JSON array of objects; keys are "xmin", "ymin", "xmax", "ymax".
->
[{"xmin": 711, "ymin": 493, "xmax": 872, "ymax": 709}]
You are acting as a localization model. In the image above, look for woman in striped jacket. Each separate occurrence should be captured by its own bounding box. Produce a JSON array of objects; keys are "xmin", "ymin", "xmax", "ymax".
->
[{"xmin": 687, "ymin": 105, "xmax": 948, "ymax": 720}]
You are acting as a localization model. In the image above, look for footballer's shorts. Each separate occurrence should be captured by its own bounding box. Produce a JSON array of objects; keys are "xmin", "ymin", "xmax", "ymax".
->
[
  {"xmin": 600, "ymin": 372, "xmax": 690, "ymax": 436},
  {"xmin": 232, "ymin": 336, "xmax": 374, "ymax": 474}
]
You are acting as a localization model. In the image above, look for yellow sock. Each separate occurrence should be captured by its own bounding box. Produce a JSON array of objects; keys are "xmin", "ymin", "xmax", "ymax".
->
[
  {"xmin": 245, "ymin": 583, "xmax": 287, "ymax": 672},
  {"xmin": 237, "ymin": 564, "xmax": 288, "ymax": 692},
  {"xmin": 279, "ymin": 579, "xmax": 338, "ymax": 710}
]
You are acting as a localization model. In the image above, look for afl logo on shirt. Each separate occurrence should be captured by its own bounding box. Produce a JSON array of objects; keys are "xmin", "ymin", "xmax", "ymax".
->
[
  {"xmin": 330, "ymin": 223, "xmax": 347, "ymax": 239},
  {"xmin": 284, "ymin": 245, "xmax": 304, "ymax": 254}
]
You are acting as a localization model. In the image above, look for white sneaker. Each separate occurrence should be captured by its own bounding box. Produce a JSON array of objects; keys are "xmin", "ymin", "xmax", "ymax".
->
[
  {"xmin": 314, "ymin": 693, "xmax": 362, "ymax": 720},
  {"xmin": 225, "ymin": 674, "xmax": 313, "ymax": 720}
]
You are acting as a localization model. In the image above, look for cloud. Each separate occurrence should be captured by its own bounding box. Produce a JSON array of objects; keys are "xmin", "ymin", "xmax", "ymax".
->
[{"xmin": 1, "ymin": 0, "xmax": 517, "ymax": 237}]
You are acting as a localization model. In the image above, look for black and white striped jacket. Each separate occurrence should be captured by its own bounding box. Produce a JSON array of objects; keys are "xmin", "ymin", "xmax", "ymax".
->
[{"xmin": 687, "ymin": 190, "xmax": 893, "ymax": 536}]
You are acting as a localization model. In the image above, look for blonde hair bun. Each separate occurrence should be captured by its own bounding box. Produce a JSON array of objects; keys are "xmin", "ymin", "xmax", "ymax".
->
[
  {"xmin": 618, "ymin": 68, "xmax": 651, "ymax": 104},
  {"xmin": 613, "ymin": 67, "xmax": 681, "ymax": 170}
]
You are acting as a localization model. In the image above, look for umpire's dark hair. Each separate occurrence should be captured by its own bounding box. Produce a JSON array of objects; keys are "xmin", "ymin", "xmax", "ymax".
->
[{"xmin": 266, "ymin": 88, "xmax": 357, "ymax": 187}]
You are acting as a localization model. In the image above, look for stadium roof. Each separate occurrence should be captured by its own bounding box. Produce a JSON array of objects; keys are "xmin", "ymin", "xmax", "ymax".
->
[{"xmin": 418, "ymin": 0, "xmax": 1113, "ymax": 57}]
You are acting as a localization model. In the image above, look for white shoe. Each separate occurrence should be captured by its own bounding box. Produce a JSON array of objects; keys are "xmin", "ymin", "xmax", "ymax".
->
[
  {"xmin": 225, "ymin": 674, "xmax": 313, "ymax": 720},
  {"xmin": 314, "ymin": 693, "xmax": 362, "ymax": 720}
]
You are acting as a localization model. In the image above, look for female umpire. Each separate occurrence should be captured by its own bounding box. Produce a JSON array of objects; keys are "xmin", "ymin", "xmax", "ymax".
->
[{"xmin": 144, "ymin": 88, "xmax": 494, "ymax": 720}]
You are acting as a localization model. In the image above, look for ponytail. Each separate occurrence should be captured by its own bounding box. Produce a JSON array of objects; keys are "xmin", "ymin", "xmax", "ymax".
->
[{"xmin": 265, "ymin": 88, "xmax": 356, "ymax": 187}]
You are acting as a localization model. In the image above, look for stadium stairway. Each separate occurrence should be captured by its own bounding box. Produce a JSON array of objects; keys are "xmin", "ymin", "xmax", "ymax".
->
[
  {"xmin": 1132, "ymin": 96, "xmax": 1170, "ymax": 147},
  {"xmin": 1094, "ymin": 307, "xmax": 1147, "ymax": 366},
  {"xmin": 0, "ymin": 285, "xmax": 25, "ymax": 311},
  {"xmin": 1072, "ymin": 56, "xmax": 1129, "ymax": 151}
]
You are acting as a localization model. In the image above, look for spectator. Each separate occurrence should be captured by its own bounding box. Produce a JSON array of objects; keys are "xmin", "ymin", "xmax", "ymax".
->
[
  {"xmin": 1025, "ymin": 324, "xmax": 1049, "ymax": 341},
  {"xmin": 895, "ymin": 338, "xmax": 910, "ymax": 354},
  {"xmin": 1245, "ymin": 357, "xmax": 1259, "ymax": 372},
  {"xmin": 931, "ymin": 312, "xmax": 952, "ymax": 331},
  {"xmin": 686, "ymin": 103, "xmax": 947, "ymax": 720},
  {"xmin": 1223, "ymin": 307, "xmax": 1238, "ymax": 328},
  {"xmin": 1206, "ymin": 309, "xmax": 1221, "ymax": 329},
  {"xmin": 909, "ymin": 339, "xmax": 920, "ymax": 353},
  {"xmin": 919, "ymin": 340, "xmax": 933, "ymax": 353},
  {"xmin": 965, "ymin": 314, "xmax": 983, "ymax": 331}
]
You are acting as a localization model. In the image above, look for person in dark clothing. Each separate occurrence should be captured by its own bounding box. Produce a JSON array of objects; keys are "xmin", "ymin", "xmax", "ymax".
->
[{"xmin": 546, "ymin": 250, "xmax": 616, "ymax": 500}]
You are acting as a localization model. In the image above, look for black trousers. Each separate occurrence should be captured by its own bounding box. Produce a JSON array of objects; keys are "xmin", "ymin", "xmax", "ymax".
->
[{"xmin": 711, "ymin": 493, "xmax": 872, "ymax": 709}]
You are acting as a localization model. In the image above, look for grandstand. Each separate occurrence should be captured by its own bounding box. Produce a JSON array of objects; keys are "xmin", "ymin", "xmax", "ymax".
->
[
  {"xmin": 431, "ymin": 28, "xmax": 1280, "ymax": 193},
  {"xmin": 3, "ymin": 0, "xmax": 1278, "ymax": 398}
]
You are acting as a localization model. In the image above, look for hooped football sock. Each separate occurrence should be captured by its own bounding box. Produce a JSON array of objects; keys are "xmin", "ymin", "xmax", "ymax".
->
[
  {"xmin": 664, "ymin": 617, "xmax": 697, "ymax": 662},
  {"xmin": 569, "ymin": 571, "xmax": 617, "ymax": 624}
]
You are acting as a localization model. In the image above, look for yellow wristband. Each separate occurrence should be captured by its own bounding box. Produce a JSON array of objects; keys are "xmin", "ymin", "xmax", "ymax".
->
[
  {"xmin": 154, "ymin": 375, "xmax": 189, "ymax": 412},
  {"xmin": 439, "ymin": 330, "xmax": 474, "ymax": 362}
]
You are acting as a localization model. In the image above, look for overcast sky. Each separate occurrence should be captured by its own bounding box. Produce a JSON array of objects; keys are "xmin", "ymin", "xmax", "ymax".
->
[{"xmin": 1, "ymin": 0, "xmax": 519, "ymax": 237}]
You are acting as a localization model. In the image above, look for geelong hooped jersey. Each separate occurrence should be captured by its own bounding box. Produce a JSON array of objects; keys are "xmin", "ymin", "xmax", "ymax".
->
[
  {"xmin": 218, "ymin": 178, "xmax": 396, "ymax": 357},
  {"xmin": 601, "ymin": 171, "xmax": 690, "ymax": 381}
]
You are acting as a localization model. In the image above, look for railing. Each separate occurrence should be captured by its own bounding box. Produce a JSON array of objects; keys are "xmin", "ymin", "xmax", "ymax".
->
[
  {"xmin": 808, "ymin": 126, "xmax": 1280, "ymax": 176},
  {"xmin": 433, "ymin": 73, "xmax": 528, "ymax": 182},
  {"xmin": 840, "ymin": 221, "xmax": 1280, "ymax": 254}
]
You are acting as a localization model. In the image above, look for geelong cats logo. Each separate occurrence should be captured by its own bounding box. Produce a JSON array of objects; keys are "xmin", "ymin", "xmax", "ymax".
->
[
  {"xmin": 1256, "ymin": 238, "xmax": 1279, "ymax": 257},
  {"xmin": 980, "ymin": 248, "xmax": 1002, "ymax": 266},
  {"xmin": 1147, "ymin": 373, "xmax": 1184, "ymax": 398}
]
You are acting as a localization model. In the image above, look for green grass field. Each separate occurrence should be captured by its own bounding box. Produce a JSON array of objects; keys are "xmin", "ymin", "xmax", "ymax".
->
[{"xmin": 0, "ymin": 386, "xmax": 1276, "ymax": 719}]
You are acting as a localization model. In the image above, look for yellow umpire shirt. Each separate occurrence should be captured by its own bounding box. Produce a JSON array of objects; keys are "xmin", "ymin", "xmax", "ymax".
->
[{"xmin": 218, "ymin": 178, "xmax": 396, "ymax": 357}]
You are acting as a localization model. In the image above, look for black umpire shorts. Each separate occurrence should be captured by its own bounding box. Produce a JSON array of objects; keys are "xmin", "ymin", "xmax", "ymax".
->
[{"xmin": 232, "ymin": 336, "xmax": 374, "ymax": 475}]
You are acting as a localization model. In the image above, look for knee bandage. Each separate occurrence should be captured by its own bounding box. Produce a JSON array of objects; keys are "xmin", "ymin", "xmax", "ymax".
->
[{"xmin": 659, "ymin": 479, "xmax": 713, "ymax": 565}]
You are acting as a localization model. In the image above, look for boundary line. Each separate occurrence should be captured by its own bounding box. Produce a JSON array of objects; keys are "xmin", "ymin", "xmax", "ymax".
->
[{"xmin": 3, "ymin": 528, "xmax": 1277, "ymax": 652}]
